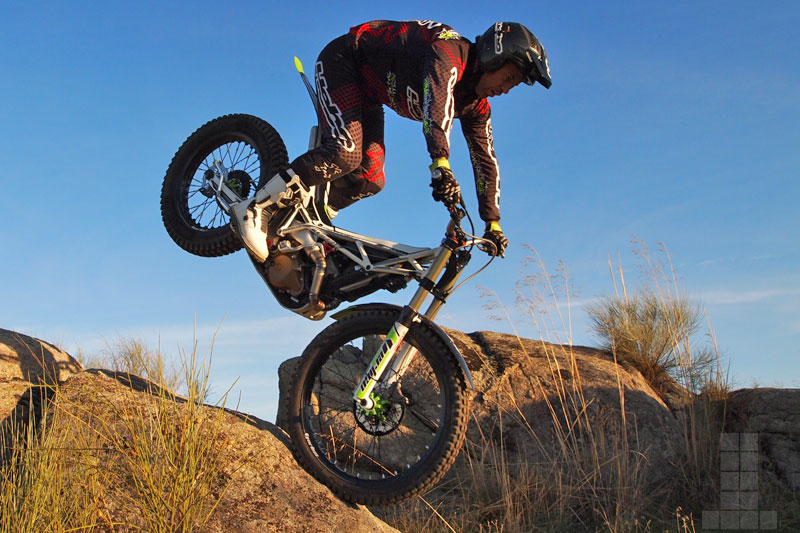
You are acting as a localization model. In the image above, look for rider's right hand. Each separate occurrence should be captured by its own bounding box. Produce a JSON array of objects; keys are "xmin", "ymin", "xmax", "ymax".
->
[
  {"xmin": 480, "ymin": 221, "xmax": 509, "ymax": 257},
  {"xmin": 430, "ymin": 160, "xmax": 461, "ymax": 207}
]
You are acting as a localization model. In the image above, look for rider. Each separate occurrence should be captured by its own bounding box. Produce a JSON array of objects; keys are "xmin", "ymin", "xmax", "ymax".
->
[{"xmin": 231, "ymin": 20, "xmax": 551, "ymax": 262}]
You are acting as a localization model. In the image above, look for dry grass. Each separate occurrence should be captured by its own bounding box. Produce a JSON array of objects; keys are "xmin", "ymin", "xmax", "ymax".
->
[
  {"xmin": 383, "ymin": 241, "xmax": 731, "ymax": 532},
  {"xmin": 0, "ymin": 389, "xmax": 102, "ymax": 532},
  {"xmin": 77, "ymin": 336, "xmax": 183, "ymax": 391},
  {"xmin": 0, "ymin": 333, "xmax": 231, "ymax": 532}
]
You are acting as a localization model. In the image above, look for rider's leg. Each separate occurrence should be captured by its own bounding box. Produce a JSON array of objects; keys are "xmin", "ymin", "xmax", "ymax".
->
[
  {"xmin": 327, "ymin": 105, "xmax": 386, "ymax": 212},
  {"xmin": 229, "ymin": 33, "xmax": 365, "ymax": 261}
]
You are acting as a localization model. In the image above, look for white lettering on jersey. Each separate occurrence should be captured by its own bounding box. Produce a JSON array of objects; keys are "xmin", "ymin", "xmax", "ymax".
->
[
  {"xmin": 485, "ymin": 118, "xmax": 500, "ymax": 209},
  {"xmin": 441, "ymin": 67, "xmax": 458, "ymax": 144},
  {"xmin": 416, "ymin": 20, "xmax": 443, "ymax": 30},
  {"xmin": 406, "ymin": 86, "xmax": 423, "ymax": 121},
  {"xmin": 315, "ymin": 61, "xmax": 355, "ymax": 152}
]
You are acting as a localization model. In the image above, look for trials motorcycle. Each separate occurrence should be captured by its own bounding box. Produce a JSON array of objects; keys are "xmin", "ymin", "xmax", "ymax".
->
[{"xmin": 160, "ymin": 58, "xmax": 499, "ymax": 505}]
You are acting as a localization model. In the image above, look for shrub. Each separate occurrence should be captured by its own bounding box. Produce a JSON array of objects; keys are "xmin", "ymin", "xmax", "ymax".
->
[{"xmin": 586, "ymin": 290, "xmax": 716, "ymax": 393}]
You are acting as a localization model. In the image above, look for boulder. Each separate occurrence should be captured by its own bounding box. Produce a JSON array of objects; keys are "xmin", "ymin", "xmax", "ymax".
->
[
  {"xmin": 0, "ymin": 329, "xmax": 398, "ymax": 532},
  {"xmin": 51, "ymin": 371, "xmax": 399, "ymax": 533},
  {"xmin": 443, "ymin": 329, "xmax": 686, "ymax": 485},
  {"xmin": 0, "ymin": 328, "xmax": 82, "ymax": 424},
  {"xmin": 276, "ymin": 329, "xmax": 689, "ymax": 492},
  {"xmin": 726, "ymin": 388, "xmax": 800, "ymax": 491}
]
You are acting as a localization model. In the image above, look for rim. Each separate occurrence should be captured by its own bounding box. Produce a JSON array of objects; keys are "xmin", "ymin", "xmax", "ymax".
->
[
  {"xmin": 184, "ymin": 139, "xmax": 262, "ymax": 231},
  {"xmin": 302, "ymin": 331, "xmax": 446, "ymax": 482}
]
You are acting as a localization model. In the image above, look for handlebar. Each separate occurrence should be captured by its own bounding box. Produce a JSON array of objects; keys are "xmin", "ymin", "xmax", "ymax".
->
[{"xmin": 443, "ymin": 194, "xmax": 503, "ymax": 258}]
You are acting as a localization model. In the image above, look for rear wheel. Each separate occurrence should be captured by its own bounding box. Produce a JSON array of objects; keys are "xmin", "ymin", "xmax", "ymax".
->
[
  {"xmin": 160, "ymin": 114, "xmax": 288, "ymax": 257},
  {"xmin": 286, "ymin": 309, "xmax": 469, "ymax": 505}
]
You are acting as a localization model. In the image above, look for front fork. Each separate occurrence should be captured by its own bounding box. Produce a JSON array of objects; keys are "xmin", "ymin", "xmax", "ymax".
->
[{"xmin": 353, "ymin": 242, "xmax": 459, "ymax": 410}]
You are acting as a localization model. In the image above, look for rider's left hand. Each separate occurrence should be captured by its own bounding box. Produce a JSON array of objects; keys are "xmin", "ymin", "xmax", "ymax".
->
[
  {"xmin": 429, "ymin": 160, "xmax": 461, "ymax": 207},
  {"xmin": 480, "ymin": 221, "xmax": 509, "ymax": 257}
]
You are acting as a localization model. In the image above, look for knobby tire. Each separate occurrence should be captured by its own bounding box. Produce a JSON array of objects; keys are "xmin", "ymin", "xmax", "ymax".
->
[
  {"xmin": 286, "ymin": 309, "xmax": 469, "ymax": 505},
  {"xmin": 160, "ymin": 114, "xmax": 288, "ymax": 257}
]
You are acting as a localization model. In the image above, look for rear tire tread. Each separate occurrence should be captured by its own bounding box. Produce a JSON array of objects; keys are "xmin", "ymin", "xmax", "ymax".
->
[{"xmin": 160, "ymin": 114, "xmax": 288, "ymax": 257}]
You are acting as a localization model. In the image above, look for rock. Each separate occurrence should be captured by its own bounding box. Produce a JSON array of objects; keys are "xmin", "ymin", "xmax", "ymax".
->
[
  {"xmin": 0, "ymin": 328, "xmax": 82, "ymax": 425},
  {"xmin": 40, "ymin": 370, "xmax": 398, "ymax": 532},
  {"xmin": 275, "ymin": 358, "xmax": 296, "ymax": 431},
  {"xmin": 443, "ymin": 329, "xmax": 686, "ymax": 486},
  {"xmin": 276, "ymin": 328, "xmax": 689, "ymax": 491},
  {"xmin": 0, "ymin": 329, "xmax": 398, "ymax": 532},
  {"xmin": 726, "ymin": 388, "xmax": 800, "ymax": 491}
]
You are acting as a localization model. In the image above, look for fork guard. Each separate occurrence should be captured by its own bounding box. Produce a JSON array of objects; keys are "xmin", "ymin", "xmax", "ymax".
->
[{"xmin": 331, "ymin": 303, "xmax": 475, "ymax": 390}]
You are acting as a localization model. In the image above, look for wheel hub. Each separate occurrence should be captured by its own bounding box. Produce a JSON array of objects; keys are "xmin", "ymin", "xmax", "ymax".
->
[
  {"xmin": 226, "ymin": 169, "xmax": 252, "ymax": 198},
  {"xmin": 354, "ymin": 392, "xmax": 404, "ymax": 436},
  {"xmin": 199, "ymin": 168, "xmax": 252, "ymax": 199}
]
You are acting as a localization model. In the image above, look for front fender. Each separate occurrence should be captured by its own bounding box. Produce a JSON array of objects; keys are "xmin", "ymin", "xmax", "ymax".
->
[{"xmin": 331, "ymin": 303, "xmax": 475, "ymax": 390}]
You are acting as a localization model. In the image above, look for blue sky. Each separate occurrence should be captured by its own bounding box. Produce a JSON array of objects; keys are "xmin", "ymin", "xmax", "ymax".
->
[{"xmin": 2, "ymin": 1, "xmax": 798, "ymax": 421}]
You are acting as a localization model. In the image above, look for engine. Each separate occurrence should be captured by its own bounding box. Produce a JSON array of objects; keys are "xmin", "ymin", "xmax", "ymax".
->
[
  {"xmin": 261, "ymin": 234, "xmax": 410, "ymax": 321},
  {"xmin": 266, "ymin": 251, "xmax": 305, "ymax": 296}
]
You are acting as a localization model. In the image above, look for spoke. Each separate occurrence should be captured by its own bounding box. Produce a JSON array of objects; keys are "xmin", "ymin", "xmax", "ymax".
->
[
  {"xmin": 215, "ymin": 145, "xmax": 224, "ymax": 166},
  {"xmin": 191, "ymin": 198, "xmax": 213, "ymax": 222},
  {"xmin": 223, "ymin": 143, "xmax": 234, "ymax": 167},
  {"xmin": 228, "ymin": 142, "xmax": 241, "ymax": 167},
  {"xmin": 242, "ymin": 150, "xmax": 260, "ymax": 174},
  {"xmin": 210, "ymin": 206, "xmax": 226, "ymax": 227},
  {"xmin": 391, "ymin": 426, "xmax": 417, "ymax": 468},
  {"xmin": 314, "ymin": 390, "xmax": 355, "ymax": 408},
  {"xmin": 188, "ymin": 200, "xmax": 210, "ymax": 216},
  {"xmin": 316, "ymin": 411, "xmax": 357, "ymax": 443},
  {"xmin": 320, "ymin": 366, "xmax": 360, "ymax": 390},
  {"xmin": 315, "ymin": 405, "xmax": 353, "ymax": 429},
  {"xmin": 365, "ymin": 433, "xmax": 382, "ymax": 477},
  {"xmin": 187, "ymin": 189, "xmax": 203, "ymax": 200},
  {"xmin": 233, "ymin": 142, "xmax": 252, "ymax": 168},
  {"xmin": 408, "ymin": 405, "xmax": 439, "ymax": 433}
]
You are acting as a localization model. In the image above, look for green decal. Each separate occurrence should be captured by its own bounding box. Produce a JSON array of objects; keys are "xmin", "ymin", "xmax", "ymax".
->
[
  {"xmin": 387, "ymin": 71, "xmax": 397, "ymax": 108},
  {"xmin": 438, "ymin": 29, "xmax": 460, "ymax": 40},
  {"xmin": 355, "ymin": 325, "xmax": 403, "ymax": 400},
  {"xmin": 423, "ymin": 78, "xmax": 432, "ymax": 134}
]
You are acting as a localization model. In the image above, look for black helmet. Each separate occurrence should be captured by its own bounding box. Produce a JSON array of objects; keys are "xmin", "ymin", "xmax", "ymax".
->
[{"xmin": 475, "ymin": 22, "xmax": 551, "ymax": 89}]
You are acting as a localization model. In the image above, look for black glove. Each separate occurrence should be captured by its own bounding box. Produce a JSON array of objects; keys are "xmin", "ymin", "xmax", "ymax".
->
[
  {"xmin": 430, "ymin": 165, "xmax": 461, "ymax": 207},
  {"xmin": 480, "ymin": 221, "xmax": 509, "ymax": 257}
]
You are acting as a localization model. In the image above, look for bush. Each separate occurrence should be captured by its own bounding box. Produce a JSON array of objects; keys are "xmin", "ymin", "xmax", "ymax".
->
[{"xmin": 587, "ymin": 291, "xmax": 716, "ymax": 393}]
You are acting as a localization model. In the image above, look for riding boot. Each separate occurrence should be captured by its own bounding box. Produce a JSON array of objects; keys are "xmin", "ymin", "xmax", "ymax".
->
[{"xmin": 230, "ymin": 169, "xmax": 305, "ymax": 262}]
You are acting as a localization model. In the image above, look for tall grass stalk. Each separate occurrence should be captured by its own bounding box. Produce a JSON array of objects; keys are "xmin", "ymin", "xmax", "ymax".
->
[
  {"xmin": 587, "ymin": 240, "xmax": 730, "ymax": 520},
  {"xmin": 77, "ymin": 336, "xmax": 183, "ymax": 391},
  {"xmin": 0, "ymin": 385, "xmax": 103, "ymax": 532},
  {"xmin": 387, "ymin": 243, "xmax": 731, "ymax": 531},
  {"xmin": 386, "ymin": 247, "xmax": 658, "ymax": 531},
  {"xmin": 1, "ymin": 331, "xmax": 233, "ymax": 532}
]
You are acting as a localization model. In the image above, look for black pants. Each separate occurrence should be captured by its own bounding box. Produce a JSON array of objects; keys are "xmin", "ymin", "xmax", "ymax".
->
[{"xmin": 289, "ymin": 34, "xmax": 386, "ymax": 210}]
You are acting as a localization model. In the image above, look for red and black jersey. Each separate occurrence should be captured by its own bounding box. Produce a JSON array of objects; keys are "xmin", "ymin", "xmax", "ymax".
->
[{"xmin": 348, "ymin": 20, "xmax": 501, "ymax": 222}]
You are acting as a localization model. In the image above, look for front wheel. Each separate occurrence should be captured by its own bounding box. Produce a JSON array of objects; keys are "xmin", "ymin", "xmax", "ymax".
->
[
  {"xmin": 285, "ymin": 309, "xmax": 470, "ymax": 505},
  {"xmin": 160, "ymin": 114, "xmax": 288, "ymax": 257}
]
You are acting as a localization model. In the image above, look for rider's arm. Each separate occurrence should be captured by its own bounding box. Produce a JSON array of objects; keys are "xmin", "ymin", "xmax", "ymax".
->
[
  {"xmin": 459, "ymin": 101, "xmax": 501, "ymax": 223},
  {"xmin": 421, "ymin": 41, "xmax": 468, "ymax": 168}
]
